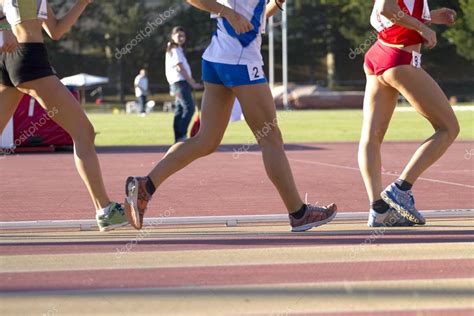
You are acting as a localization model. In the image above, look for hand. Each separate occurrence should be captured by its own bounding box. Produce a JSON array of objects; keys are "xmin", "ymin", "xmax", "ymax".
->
[
  {"xmin": 419, "ymin": 24, "xmax": 437, "ymax": 49},
  {"xmin": 0, "ymin": 30, "xmax": 19, "ymax": 53},
  {"xmin": 192, "ymin": 82, "xmax": 203, "ymax": 90},
  {"xmin": 222, "ymin": 8, "xmax": 253, "ymax": 35},
  {"xmin": 431, "ymin": 8, "xmax": 456, "ymax": 26},
  {"xmin": 79, "ymin": 0, "xmax": 93, "ymax": 6}
]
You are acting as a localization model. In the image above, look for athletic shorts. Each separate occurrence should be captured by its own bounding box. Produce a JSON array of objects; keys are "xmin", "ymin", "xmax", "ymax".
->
[
  {"xmin": 364, "ymin": 41, "xmax": 421, "ymax": 76},
  {"xmin": 202, "ymin": 59, "xmax": 267, "ymax": 88},
  {"xmin": 0, "ymin": 43, "xmax": 55, "ymax": 87}
]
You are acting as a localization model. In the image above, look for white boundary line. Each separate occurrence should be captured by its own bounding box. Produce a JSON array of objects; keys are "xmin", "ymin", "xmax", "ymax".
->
[
  {"xmin": 0, "ymin": 209, "xmax": 471, "ymax": 231},
  {"xmin": 248, "ymin": 154, "xmax": 474, "ymax": 189}
]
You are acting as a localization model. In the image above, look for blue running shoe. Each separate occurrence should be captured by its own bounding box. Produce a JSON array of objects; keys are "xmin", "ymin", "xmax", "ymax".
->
[
  {"xmin": 381, "ymin": 183, "xmax": 426, "ymax": 225},
  {"xmin": 368, "ymin": 208, "xmax": 415, "ymax": 227}
]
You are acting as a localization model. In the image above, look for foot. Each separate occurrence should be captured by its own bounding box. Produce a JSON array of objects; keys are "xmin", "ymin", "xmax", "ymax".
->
[
  {"xmin": 124, "ymin": 176, "xmax": 152, "ymax": 230},
  {"xmin": 367, "ymin": 208, "xmax": 415, "ymax": 227},
  {"xmin": 381, "ymin": 183, "xmax": 426, "ymax": 225},
  {"xmin": 96, "ymin": 202, "xmax": 129, "ymax": 232},
  {"xmin": 290, "ymin": 203, "xmax": 337, "ymax": 232}
]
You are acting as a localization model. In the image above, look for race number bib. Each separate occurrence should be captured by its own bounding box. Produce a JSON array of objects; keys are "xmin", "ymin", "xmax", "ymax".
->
[
  {"xmin": 412, "ymin": 51, "xmax": 422, "ymax": 69},
  {"xmin": 247, "ymin": 64, "xmax": 264, "ymax": 81}
]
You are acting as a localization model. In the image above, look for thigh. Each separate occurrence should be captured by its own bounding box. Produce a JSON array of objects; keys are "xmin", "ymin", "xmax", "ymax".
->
[
  {"xmin": 382, "ymin": 66, "xmax": 457, "ymax": 129},
  {"xmin": 197, "ymin": 83, "xmax": 235, "ymax": 142},
  {"xmin": 16, "ymin": 76, "xmax": 93, "ymax": 137},
  {"xmin": 232, "ymin": 83, "xmax": 278, "ymax": 134},
  {"xmin": 0, "ymin": 84, "xmax": 24, "ymax": 131},
  {"xmin": 361, "ymin": 74, "xmax": 399, "ymax": 141}
]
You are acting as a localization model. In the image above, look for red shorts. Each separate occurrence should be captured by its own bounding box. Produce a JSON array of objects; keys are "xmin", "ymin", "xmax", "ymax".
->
[{"xmin": 364, "ymin": 41, "xmax": 413, "ymax": 76}]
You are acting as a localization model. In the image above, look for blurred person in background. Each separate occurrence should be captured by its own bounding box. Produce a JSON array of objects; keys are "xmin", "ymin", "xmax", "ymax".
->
[
  {"xmin": 134, "ymin": 68, "xmax": 149, "ymax": 117},
  {"xmin": 165, "ymin": 26, "xmax": 202, "ymax": 143}
]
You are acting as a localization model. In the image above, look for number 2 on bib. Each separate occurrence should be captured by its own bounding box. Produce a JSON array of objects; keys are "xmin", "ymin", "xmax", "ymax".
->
[{"xmin": 248, "ymin": 64, "xmax": 264, "ymax": 81}]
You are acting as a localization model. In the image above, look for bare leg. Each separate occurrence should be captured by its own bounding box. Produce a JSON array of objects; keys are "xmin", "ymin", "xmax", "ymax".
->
[
  {"xmin": 381, "ymin": 66, "xmax": 460, "ymax": 184},
  {"xmin": 0, "ymin": 84, "xmax": 23, "ymax": 132},
  {"xmin": 17, "ymin": 76, "xmax": 111, "ymax": 210},
  {"xmin": 358, "ymin": 73, "xmax": 399, "ymax": 202},
  {"xmin": 147, "ymin": 83, "xmax": 235, "ymax": 188},
  {"xmin": 233, "ymin": 83, "xmax": 303, "ymax": 213}
]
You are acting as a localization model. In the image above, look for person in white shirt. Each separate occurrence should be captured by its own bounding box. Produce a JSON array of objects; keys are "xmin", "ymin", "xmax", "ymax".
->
[
  {"xmin": 124, "ymin": 0, "xmax": 337, "ymax": 233},
  {"xmin": 165, "ymin": 26, "xmax": 202, "ymax": 142},
  {"xmin": 134, "ymin": 68, "xmax": 149, "ymax": 116}
]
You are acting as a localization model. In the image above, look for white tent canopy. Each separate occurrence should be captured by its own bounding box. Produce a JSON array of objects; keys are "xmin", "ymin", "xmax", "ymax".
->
[{"xmin": 61, "ymin": 73, "xmax": 109, "ymax": 87}]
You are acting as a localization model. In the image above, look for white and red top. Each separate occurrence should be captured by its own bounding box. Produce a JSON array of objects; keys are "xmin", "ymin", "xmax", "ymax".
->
[{"xmin": 371, "ymin": 0, "xmax": 431, "ymax": 47}]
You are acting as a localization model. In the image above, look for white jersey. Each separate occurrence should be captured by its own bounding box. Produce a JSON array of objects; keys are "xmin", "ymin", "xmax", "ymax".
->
[
  {"xmin": 202, "ymin": 0, "xmax": 267, "ymax": 65},
  {"xmin": 2, "ymin": 0, "xmax": 48, "ymax": 26},
  {"xmin": 165, "ymin": 46, "xmax": 192, "ymax": 85}
]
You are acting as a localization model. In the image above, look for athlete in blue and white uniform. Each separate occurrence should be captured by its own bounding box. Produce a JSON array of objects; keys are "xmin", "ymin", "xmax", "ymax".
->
[
  {"xmin": 124, "ymin": 0, "xmax": 338, "ymax": 233},
  {"xmin": 202, "ymin": 0, "xmax": 267, "ymax": 86}
]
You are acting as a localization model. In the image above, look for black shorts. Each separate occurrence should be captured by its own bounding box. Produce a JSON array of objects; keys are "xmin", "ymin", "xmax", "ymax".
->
[{"xmin": 0, "ymin": 43, "xmax": 55, "ymax": 87}]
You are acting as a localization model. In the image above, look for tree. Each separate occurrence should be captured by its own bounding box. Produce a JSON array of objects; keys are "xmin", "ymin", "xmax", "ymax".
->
[{"xmin": 445, "ymin": 0, "xmax": 474, "ymax": 60}]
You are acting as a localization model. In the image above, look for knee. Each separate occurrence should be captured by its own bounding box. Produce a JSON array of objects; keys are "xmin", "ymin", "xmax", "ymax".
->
[
  {"xmin": 195, "ymin": 135, "xmax": 221, "ymax": 156},
  {"xmin": 436, "ymin": 118, "xmax": 460, "ymax": 143},
  {"xmin": 360, "ymin": 129, "xmax": 385, "ymax": 148},
  {"xmin": 255, "ymin": 127, "xmax": 284, "ymax": 149},
  {"xmin": 73, "ymin": 121, "xmax": 96, "ymax": 145},
  {"xmin": 448, "ymin": 119, "xmax": 460, "ymax": 142}
]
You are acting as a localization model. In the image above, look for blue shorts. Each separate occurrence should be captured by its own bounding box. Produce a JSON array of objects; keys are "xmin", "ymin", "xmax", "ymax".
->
[{"xmin": 202, "ymin": 59, "xmax": 267, "ymax": 88}]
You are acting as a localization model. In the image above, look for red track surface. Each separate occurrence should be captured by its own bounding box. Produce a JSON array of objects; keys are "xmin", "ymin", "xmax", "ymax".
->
[
  {"xmin": 1, "ymin": 141, "xmax": 473, "ymax": 315},
  {"xmin": 0, "ymin": 141, "xmax": 472, "ymax": 221}
]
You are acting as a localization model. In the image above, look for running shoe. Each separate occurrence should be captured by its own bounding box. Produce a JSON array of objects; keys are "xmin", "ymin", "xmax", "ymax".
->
[
  {"xmin": 124, "ymin": 176, "xmax": 152, "ymax": 230},
  {"xmin": 290, "ymin": 203, "xmax": 337, "ymax": 232},
  {"xmin": 96, "ymin": 202, "xmax": 129, "ymax": 232},
  {"xmin": 367, "ymin": 208, "xmax": 415, "ymax": 227},
  {"xmin": 381, "ymin": 183, "xmax": 426, "ymax": 225}
]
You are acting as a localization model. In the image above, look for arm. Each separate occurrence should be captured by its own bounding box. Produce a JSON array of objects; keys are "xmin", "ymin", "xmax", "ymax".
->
[
  {"xmin": 42, "ymin": 0, "xmax": 92, "ymax": 40},
  {"xmin": 186, "ymin": 0, "xmax": 253, "ymax": 35},
  {"xmin": 378, "ymin": 0, "xmax": 437, "ymax": 48},
  {"xmin": 430, "ymin": 8, "xmax": 456, "ymax": 26},
  {"xmin": 0, "ymin": 11, "xmax": 19, "ymax": 52},
  {"xmin": 266, "ymin": 0, "xmax": 285, "ymax": 19},
  {"xmin": 176, "ymin": 63, "xmax": 202, "ymax": 89}
]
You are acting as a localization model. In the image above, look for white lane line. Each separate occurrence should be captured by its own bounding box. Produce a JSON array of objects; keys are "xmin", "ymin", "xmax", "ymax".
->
[{"xmin": 0, "ymin": 209, "xmax": 472, "ymax": 231}]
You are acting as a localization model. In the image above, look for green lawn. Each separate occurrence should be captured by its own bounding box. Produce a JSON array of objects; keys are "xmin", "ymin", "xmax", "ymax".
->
[{"xmin": 89, "ymin": 109, "xmax": 474, "ymax": 146}]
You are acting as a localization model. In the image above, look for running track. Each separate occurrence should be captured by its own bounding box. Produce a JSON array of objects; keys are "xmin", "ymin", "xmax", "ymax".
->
[{"xmin": 0, "ymin": 141, "xmax": 473, "ymax": 315}]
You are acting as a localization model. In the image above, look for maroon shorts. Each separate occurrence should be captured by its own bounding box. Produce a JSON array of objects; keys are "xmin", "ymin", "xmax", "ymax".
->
[{"xmin": 364, "ymin": 41, "xmax": 413, "ymax": 76}]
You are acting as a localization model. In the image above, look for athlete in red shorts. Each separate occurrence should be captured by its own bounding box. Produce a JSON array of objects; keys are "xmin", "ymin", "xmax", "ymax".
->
[{"xmin": 360, "ymin": 0, "xmax": 460, "ymax": 227}]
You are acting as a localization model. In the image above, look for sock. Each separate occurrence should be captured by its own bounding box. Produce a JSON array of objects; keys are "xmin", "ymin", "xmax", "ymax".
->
[
  {"xmin": 145, "ymin": 176, "xmax": 156, "ymax": 195},
  {"xmin": 371, "ymin": 199, "xmax": 390, "ymax": 214},
  {"xmin": 395, "ymin": 179, "xmax": 412, "ymax": 191},
  {"xmin": 96, "ymin": 203, "xmax": 112, "ymax": 216},
  {"xmin": 290, "ymin": 204, "xmax": 307, "ymax": 219}
]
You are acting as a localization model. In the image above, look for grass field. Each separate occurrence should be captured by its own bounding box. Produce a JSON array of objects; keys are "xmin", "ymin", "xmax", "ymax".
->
[{"xmin": 89, "ymin": 109, "xmax": 474, "ymax": 146}]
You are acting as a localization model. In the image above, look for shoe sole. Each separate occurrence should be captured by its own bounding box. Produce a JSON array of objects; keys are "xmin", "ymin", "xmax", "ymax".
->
[
  {"xmin": 291, "ymin": 209, "xmax": 337, "ymax": 232},
  {"xmin": 125, "ymin": 177, "xmax": 143, "ymax": 230},
  {"xmin": 99, "ymin": 221, "xmax": 129, "ymax": 232},
  {"xmin": 381, "ymin": 191, "xmax": 426, "ymax": 225}
]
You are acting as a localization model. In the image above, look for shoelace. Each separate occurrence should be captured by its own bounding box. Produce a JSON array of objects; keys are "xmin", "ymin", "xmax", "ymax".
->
[{"xmin": 305, "ymin": 193, "xmax": 328, "ymax": 213}]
